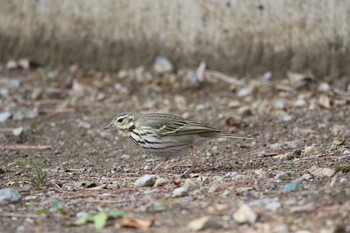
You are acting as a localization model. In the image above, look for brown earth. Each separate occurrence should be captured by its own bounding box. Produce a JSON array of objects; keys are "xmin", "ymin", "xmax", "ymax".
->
[{"xmin": 0, "ymin": 67, "xmax": 349, "ymax": 233}]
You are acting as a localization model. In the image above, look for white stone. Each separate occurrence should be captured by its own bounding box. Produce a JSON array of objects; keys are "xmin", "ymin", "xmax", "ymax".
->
[
  {"xmin": 134, "ymin": 175, "xmax": 157, "ymax": 187},
  {"xmin": 233, "ymin": 204, "xmax": 258, "ymax": 224}
]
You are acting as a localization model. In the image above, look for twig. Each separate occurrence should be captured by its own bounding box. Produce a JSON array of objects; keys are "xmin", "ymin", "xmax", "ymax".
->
[
  {"xmin": 0, "ymin": 145, "xmax": 51, "ymax": 151},
  {"xmin": 206, "ymin": 70, "xmax": 244, "ymax": 86},
  {"xmin": 0, "ymin": 212, "xmax": 38, "ymax": 218},
  {"xmin": 82, "ymin": 199, "xmax": 132, "ymax": 204}
]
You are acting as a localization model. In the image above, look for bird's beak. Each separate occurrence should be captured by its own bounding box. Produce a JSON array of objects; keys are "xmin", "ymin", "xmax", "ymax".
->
[{"xmin": 104, "ymin": 122, "xmax": 113, "ymax": 130}]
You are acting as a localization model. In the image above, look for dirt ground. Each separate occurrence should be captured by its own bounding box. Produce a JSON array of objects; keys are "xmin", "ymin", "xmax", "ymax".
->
[{"xmin": 0, "ymin": 65, "xmax": 349, "ymax": 233}]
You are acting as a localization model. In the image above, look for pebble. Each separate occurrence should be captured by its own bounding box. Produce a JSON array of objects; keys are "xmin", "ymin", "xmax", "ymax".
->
[
  {"xmin": 143, "ymin": 189, "xmax": 159, "ymax": 195},
  {"xmin": 208, "ymin": 183, "xmax": 220, "ymax": 193},
  {"xmin": 221, "ymin": 189, "xmax": 232, "ymax": 197},
  {"xmin": 274, "ymin": 99, "xmax": 286, "ymax": 109},
  {"xmin": 233, "ymin": 204, "xmax": 258, "ymax": 224},
  {"xmin": 294, "ymin": 99, "xmax": 307, "ymax": 107},
  {"xmin": 281, "ymin": 114, "xmax": 293, "ymax": 122},
  {"xmin": 0, "ymin": 112, "xmax": 11, "ymax": 122},
  {"xmin": 309, "ymin": 167, "xmax": 336, "ymax": 177},
  {"xmin": 283, "ymin": 180, "xmax": 301, "ymax": 193},
  {"xmin": 153, "ymin": 56, "xmax": 173, "ymax": 74},
  {"xmin": 318, "ymin": 82, "xmax": 331, "ymax": 92},
  {"xmin": 154, "ymin": 178, "xmax": 170, "ymax": 187},
  {"xmin": 134, "ymin": 175, "xmax": 157, "ymax": 187},
  {"xmin": 212, "ymin": 176, "xmax": 224, "ymax": 183},
  {"xmin": 254, "ymin": 169, "xmax": 267, "ymax": 179},
  {"xmin": 274, "ymin": 171, "xmax": 294, "ymax": 180},
  {"xmin": 237, "ymin": 86, "xmax": 253, "ymax": 97},
  {"xmin": 270, "ymin": 140, "xmax": 304, "ymax": 150},
  {"xmin": 188, "ymin": 216, "xmax": 222, "ymax": 231},
  {"xmin": 0, "ymin": 188, "xmax": 21, "ymax": 203},
  {"xmin": 0, "ymin": 88, "xmax": 9, "ymax": 98},
  {"xmin": 303, "ymin": 145, "xmax": 318, "ymax": 156},
  {"xmin": 172, "ymin": 187, "xmax": 189, "ymax": 197},
  {"xmin": 183, "ymin": 178, "xmax": 198, "ymax": 191},
  {"xmin": 120, "ymin": 154, "xmax": 131, "ymax": 160}
]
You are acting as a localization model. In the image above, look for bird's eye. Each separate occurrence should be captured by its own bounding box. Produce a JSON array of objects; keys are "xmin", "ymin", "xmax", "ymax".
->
[{"xmin": 117, "ymin": 118, "xmax": 123, "ymax": 123}]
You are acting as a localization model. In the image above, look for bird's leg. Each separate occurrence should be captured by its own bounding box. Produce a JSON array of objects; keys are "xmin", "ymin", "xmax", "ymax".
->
[
  {"xmin": 151, "ymin": 159, "xmax": 167, "ymax": 174},
  {"xmin": 191, "ymin": 145, "xmax": 197, "ymax": 168}
]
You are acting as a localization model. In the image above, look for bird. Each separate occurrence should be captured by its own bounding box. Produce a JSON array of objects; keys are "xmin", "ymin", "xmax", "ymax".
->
[{"xmin": 104, "ymin": 112, "xmax": 253, "ymax": 171}]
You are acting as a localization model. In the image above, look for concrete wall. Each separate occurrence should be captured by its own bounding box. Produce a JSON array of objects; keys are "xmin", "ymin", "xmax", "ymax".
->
[{"xmin": 0, "ymin": 0, "xmax": 349, "ymax": 77}]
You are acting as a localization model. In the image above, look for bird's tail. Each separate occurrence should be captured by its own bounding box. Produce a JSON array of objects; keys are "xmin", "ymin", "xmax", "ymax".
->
[{"xmin": 220, "ymin": 133, "xmax": 254, "ymax": 140}]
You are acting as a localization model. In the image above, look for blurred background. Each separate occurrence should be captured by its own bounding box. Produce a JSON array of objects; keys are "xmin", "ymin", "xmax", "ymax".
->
[{"xmin": 1, "ymin": 0, "xmax": 350, "ymax": 77}]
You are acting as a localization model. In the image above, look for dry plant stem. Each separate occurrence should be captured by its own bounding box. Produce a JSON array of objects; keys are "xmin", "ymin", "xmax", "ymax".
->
[
  {"xmin": 151, "ymin": 160, "xmax": 167, "ymax": 174},
  {"xmin": 0, "ymin": 145, "xmax": 51, "ymax": 151}
]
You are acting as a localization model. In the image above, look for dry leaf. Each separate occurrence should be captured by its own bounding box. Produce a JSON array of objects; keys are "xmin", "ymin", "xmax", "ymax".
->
[
  {"xmin": 115, "ymin": 216, "xmax": 154, "ymax": 229},
  {"xmin": 318, "ymin": 95, "xmax": 331, "ymax": 108}
]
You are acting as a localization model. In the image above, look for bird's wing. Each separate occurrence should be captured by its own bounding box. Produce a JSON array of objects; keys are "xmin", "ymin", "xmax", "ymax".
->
[{"xmin": 157, "ymin": 120, "xmax": 221, "ymax": 136}]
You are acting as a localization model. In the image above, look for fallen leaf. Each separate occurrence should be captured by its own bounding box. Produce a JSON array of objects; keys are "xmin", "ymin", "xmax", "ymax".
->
[
  {"xmin": 318, "ymin": 95, "xmax": 331, "ymax": 108},
  {"xmin": 93, "ymin": 211, "xmax": 108, "ymax": 229},
  {"xmin": 115, "ymin": 216, "xmax": 154, "ymax": 229}
]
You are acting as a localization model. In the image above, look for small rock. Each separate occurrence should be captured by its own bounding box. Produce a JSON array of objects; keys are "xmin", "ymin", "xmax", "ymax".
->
[
  {"xmin": 318, "ymin": 94, "xmax": 331, "ymax": 109},
  {"xmin": 154, "ymin": 178, "xmax": 170, "ymax": 187},
  {"xmin": 283, "ymin": 180, "xmax": 301, "ymax": 193},
  {"xmin": 318, "ymin": 82, "xmax": 331, "ymax": 92},
  {"xmin": 281, "ymin": 114, "xmax": 293, "ymax": 122},
  {"xmin": 221, "ymin": 189, "xmax": 232, "ymax": 197},
  {"xmin": 208, "ymin": 183, "xmax": 220, "ymax": 193},
  {"xmin": 134, "ymin": 175, "xmax": 157, "ymax": 187},
  {"xmin": 303, "ymin": 145, "xmax": 319, "ymax": 157},
  {"xmin": 117, "ymin": 70, "xmax": 129, "ymax": 79},
  {"xmin": 172, "ymin": 187, "xmax": 189, "ymax": 197},
  {"xmin": 237, "ymin": 86, "xmax": 253, "ymax": 97},
  {"xmin": 0, "ymin": 112, "xmax": 11, "ymax": 122},
  {"xmin": 254, "ymin": 169, "xmax": 267, "ymax": 179},
  {"xmin": 294, "ymin": 99, "xmax": 307, "ymax": 107},
  {"xmin": 309, "ymin": 167, "xmax": 336, "ymax": 177},
  {"xmin": 188, "ymin": 216, "xmax": 222, "ymax": 231},
  {"xmin": 183, "ymin": 178, "xmax": 198, "ymax": 191},
  {"xmin": 270, "ymin": 140, "xmax": 304, "ymax": 150},
  {"xmin": 0, "ymin": 88, "xmax": 9, "ymax": 99},
  {"xmin": 274, "ymin": 172, "xmax": 294, "ymax": 180},
  {"xmin": 212, "ymin": 176, "xmax": 224, "ymax": 183},
  {"xmin": 0, "ymin": 188, "xmax": 21, "ymax": 203},
  {"xmin": 233, "ymin": 204, "xmax": 258, "ymax": 224},
  {"xmin": 120, "ymin": 154, "xmax": 131, "ymax": 160},
  {"xmin": 6, "ymin": 60, "xmax": 17, "ymax": 70},
  {"xmin": 153, "ymin": 56, "xmax": 173, "ymax": 74},
  {"xmin": 301, "ymin": 173, "xmax": 313, "ymax": 180},
  {"xmin": 336, "ymin": 99, "xmax": 347, "ymax": 106},
  {"xmin": 143, "ymin": 189, "xmax": 159, "ymax": 195},
  {"xmin": 274, "ymin": 99, "xmax": 286, "ymax": 109}
]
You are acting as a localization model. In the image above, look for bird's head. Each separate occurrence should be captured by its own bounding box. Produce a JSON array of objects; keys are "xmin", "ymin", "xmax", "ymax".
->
[{"xmin": 104, "ymin": 112, "xmax": 136, "ymax": 132}]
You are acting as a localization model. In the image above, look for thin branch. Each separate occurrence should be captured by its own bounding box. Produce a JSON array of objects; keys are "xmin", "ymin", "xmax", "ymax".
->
[{"xmin": 0, "ymin": 145, "xmax": 51, "ymax": 151}]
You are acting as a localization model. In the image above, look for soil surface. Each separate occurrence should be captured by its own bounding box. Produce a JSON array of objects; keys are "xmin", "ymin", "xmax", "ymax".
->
[{"xmin": 0, "ymin": 66, "xmax": 349, "ymax": 233}]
